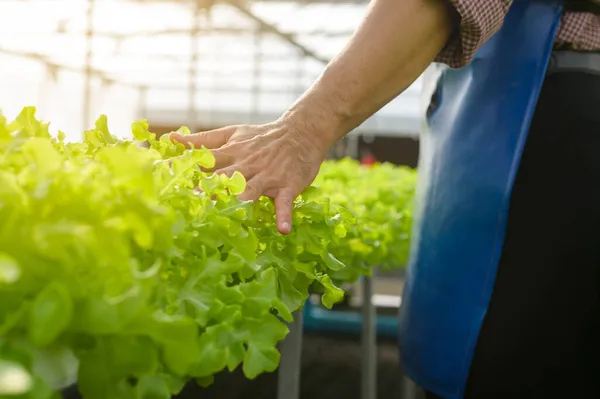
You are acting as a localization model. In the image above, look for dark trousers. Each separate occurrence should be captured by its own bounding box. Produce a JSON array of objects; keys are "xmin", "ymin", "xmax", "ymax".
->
[{"xmin": 427, "ymin": 70, "xmax": 600, "ymax": 398}]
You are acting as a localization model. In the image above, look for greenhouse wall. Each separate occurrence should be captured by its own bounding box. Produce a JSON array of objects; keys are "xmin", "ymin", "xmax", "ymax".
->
[{"xmin": 0, "ymin": 0, "xmax": 426, "ymax": 141}]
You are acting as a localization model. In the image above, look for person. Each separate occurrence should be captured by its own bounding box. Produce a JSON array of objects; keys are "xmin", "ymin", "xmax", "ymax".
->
[{"xmin": 171, "ymin": 0, "xmax": 600, "ymax": 398}]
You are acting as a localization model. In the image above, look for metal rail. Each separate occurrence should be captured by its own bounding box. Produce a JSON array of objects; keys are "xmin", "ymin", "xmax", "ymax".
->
[
  {"xmin": 361, "ymin": 276, "xmax": 377, "ymax": 399},
  {"xmin": 226, "ymin": 0, "xmax": 330, "ymax": 65},
  {"xmin": 82, "ymin": 0, "xmax": 95, "ymax": 130},
  {"xmin": 188, "ymin": 0, "xmax": 203, "ymax": 132},
  {"xmin": 277, "ymin": 311, "xmax": 304, "ymax": 399}
]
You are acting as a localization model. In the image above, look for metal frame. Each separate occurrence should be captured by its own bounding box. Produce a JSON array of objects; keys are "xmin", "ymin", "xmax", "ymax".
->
[
  {"xmin": 277, "ymin": 312, "xmax": 304, "ymax": 399},
  {"xmin": 1, "ymin": 0, "xmax": 338, "ymax": 132},
  {"xmin": 82, "ymin": 0, "xmax": 95, "ymax": 130},
  {"xmin": 1, "ymin": 0, "xmax": 421, "ymax": 137},
  {"xmin": 360, "ymin": 276, "xmax": 377, "ymax": 399},
  {"xmin": 278, "ymin": 275, "xmax": 402, "ymax": 399}
]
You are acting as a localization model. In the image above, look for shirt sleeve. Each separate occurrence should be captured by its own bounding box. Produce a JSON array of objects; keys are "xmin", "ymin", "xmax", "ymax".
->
[{"xmin": 435, "ymin": 0, "xmax": 513, "ymax": 68}]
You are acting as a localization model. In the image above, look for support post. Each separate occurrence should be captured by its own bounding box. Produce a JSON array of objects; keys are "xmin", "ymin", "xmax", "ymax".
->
[
  {"xmin": 188, "ymin": 0, "xmax": 202, "ymax": 133},
  {"xmin": 401, "ymin": 376, "xmax": 420, "ymax": 399},
  {"xmin": 137, "ymin": 85, "xmax": 148, "ymax": 120},
  {"xmin": 345, "ymin": 132, "xmax": 360, "ymax": 160},
  {"xmin": 294, "ymin": 48, "xmax": 305, "ymax": 104},
  {"xmin": 361, "ymin": 276, "xmax": 377, "ymax": 399},
  {"xmin": 82, "ymin": 0, "xmax": 95, "ymax": 132},
  {"xmin": 277, "ymin": 311, "xmax": 303, "ymax": 399},
  {"xmin": 250, "ymin": 23, "xmax": 265, "ymax": 123}
]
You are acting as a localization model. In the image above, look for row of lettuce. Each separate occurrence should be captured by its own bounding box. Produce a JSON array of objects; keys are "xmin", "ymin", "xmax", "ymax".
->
[{"xmin": 0, "ymin": 107, "xmax": 416, "ymax": 399}]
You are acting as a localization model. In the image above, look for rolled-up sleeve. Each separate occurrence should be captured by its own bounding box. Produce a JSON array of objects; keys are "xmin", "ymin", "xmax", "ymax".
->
[{"xmin": 436, "ymin": 0, "xmax": 513, "ymax": 68}]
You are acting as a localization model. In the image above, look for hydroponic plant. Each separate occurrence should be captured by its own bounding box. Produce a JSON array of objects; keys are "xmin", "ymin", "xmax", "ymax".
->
[
  {"xmin": 0, "ymin": 107, "xmax": 350, "ymax": 399},
  {"xmin": 314, "ymin": 158, "xmax": 416, "ymax": 281},
  {"xmin": 0, "ymin": 107, "xmax": 417, "ymax": 399}
]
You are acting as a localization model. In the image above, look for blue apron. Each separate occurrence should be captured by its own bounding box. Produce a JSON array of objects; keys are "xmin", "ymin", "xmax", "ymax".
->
[{"xmin": 398, "ymin": 1, "xmax": 564, "ymax": 398}]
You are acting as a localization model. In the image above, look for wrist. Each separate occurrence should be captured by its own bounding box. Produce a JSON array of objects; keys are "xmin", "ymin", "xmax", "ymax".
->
[{"xmin": 279, "ymin": 90, "xmax": 354, "ymax": 152}]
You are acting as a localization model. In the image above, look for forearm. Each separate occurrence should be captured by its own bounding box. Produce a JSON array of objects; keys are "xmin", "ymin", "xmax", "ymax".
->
[{"xmin": 281, "ymin": 0, "xmax": 458, "ymax": 147}]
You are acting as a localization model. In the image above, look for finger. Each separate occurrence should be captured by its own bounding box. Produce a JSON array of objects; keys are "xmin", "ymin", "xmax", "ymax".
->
[
  {"xmin": 215, "ymin": 163, "xmax": 258, "ymax": 180},
  {"xmin": 238, "ymin": 177, "xmax": 267, "ymax": 202},
  {"xmin": 209, "ymin": 148, "xmax": 236, "ymax": 172},
  {"xmin": 214, "ymin": 167, "xmax": 236, "ymax": 178},
  {"xmin": 170, "ymin": 126, "xmax": 236, "ymax": 149},
  {"xmin": 274, "ymin": 188, "xmax": 295, "ymax": 235}
]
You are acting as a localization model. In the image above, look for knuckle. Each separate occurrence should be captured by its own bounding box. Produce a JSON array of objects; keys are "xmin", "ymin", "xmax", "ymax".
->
[
  {"xmin": 265, "ymin": 176, "xmax": 285, "ymax": 192},
  {"xmin": 245, "ymin": 179, "xmax": 261, "ymax": 192},
  {"xmin": 243, "ymin": 184, "xmax": 262, "ymax": 200},
  {"xmin": 221, "ymin": 141, "xmax": 245, "ymax": 154},
  {"xmin": 238, "ymin": 163, "xmax": 256, "ymax": 178},
  {"xmin": 215, "ymin": 167, "xmax": 233, "ymax": 177},
  {"xmin": 243, "ymin": 184, "xmax": 255, "ymax": 196}
]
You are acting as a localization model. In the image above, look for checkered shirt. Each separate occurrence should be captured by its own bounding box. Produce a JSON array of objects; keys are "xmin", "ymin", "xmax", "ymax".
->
[{"xmin": 437, "ymin": 0, "xmax": 600, "ymax": 68}]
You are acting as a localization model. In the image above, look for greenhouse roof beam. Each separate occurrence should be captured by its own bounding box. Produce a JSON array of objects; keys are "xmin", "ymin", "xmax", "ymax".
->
[
  {"xmin": 0, "ymin": 47, "xmax": 138, "ymax": 89},
  {"xmin": 0, "ymin": 47, "xmax": 316, "ymax": 93},
  {"xmin": 224, "ymin": 0, "xmax": 330, "ymax": 65},
  {"xmin": 120, "ymin": 0, "xmax": 368, "ymax": 4},
  {"xmin": 53, "ymin": 27, "xmax": 354, "ymax": 39}
]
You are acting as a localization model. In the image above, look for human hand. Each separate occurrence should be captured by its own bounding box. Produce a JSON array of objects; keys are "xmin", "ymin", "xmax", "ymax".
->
[{"xmin": 170, "ymin": 119, "xmax": 333, "ymax": 235}]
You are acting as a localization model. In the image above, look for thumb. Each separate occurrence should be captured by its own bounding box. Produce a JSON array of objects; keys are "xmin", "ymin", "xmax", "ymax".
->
[
  {"xmin": 170, "ymin": 126, "xmax": 236, "ymax": 149},
  {"xmin": 274, "ymin": 188, "xmax": 296, "ymax": 235}
]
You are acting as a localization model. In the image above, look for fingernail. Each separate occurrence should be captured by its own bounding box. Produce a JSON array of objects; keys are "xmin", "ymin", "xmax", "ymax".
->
[{"xmin": 281, "ymin": 222, "xmax": 291, "ymax": 233}]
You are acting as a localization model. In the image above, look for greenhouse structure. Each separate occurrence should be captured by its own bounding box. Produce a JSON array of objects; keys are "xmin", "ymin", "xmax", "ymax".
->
[
  {"xmin": 3, "ymin": 0, "xmax": 590, "ymax": 397},
  {"xmin": 0, "ymin": 0, "xmax": 425, "ymax": 150},
  {"xmin": 0, "ymin": 1, "xmax": 430, "ymax": 399}
]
